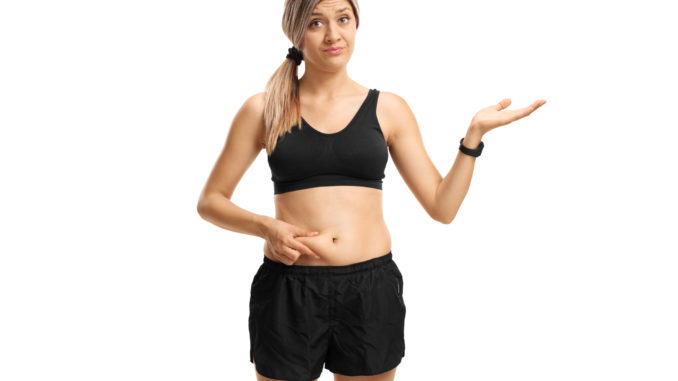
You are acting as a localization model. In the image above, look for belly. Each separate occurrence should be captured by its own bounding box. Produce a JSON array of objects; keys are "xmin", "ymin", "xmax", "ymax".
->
[{"xmin": 263, "ymin": 186, "xmax": 392, "ymax": 266}]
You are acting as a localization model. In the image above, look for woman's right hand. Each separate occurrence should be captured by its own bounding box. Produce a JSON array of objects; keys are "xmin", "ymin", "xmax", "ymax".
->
[{"xmin": 263, "ymin": 219, "xmax": 321, "ymax": 265}]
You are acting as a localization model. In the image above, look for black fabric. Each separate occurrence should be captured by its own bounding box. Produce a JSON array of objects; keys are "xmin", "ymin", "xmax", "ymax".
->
[
  {"xmin": 249, "ymin": 251, "xmax": 406, "ymax": 380},
  {"xmin": 267, "ymin": 88, "xmax": 388, "ymax": 195},
  {"xmin": 287, "ymin": 46, "xmax": 303, "ymax": 65}
]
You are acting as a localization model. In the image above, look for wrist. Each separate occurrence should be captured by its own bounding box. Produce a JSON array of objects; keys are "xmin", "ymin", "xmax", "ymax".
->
[
  {"xmin": 254, "ymin": 214, "xmax": 274, "ymax": 238},
  {"xmin": 462, "ymin": 126, "xmax": 484, "ymax": 149}
]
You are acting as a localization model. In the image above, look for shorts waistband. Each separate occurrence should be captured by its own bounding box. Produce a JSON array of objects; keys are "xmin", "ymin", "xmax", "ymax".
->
[{"xmin": 262, "ymin": 251, "xmax": 393, "ymax": 275}]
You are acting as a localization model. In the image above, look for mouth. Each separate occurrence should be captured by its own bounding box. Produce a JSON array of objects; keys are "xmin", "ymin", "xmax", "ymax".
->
[{"xmin": 324, "ymin": 46, "xmax": 344, "ymax": 55}]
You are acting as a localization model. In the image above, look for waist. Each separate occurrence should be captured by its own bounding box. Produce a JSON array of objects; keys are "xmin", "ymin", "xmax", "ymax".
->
[
  {"xmin": 262, "ymin": 251, "xmax": 393, "ymax": 274},
  {"xmin": 269, "ymin": 186, "xmax": 389, "ymax": 265},
  {"xmin": 264, "ymin": 220, "xmax": 391, "ymax": 266}
]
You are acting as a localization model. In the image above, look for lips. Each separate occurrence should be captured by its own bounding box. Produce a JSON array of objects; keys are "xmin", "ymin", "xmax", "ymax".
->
[{"xmin": 324, "ymin": 46, "xmax": 344, "ymax": 54}]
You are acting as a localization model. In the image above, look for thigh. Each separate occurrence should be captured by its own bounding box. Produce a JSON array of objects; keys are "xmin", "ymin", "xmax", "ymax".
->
[{"xmin": 325, "ymin": 259, "xmax": 406, "ymax": 377}]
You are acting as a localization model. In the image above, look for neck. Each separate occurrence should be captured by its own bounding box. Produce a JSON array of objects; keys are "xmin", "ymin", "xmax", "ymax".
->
[{"xmin": 298, "ymin": 65, "xmax": 356, "ymax": 98}]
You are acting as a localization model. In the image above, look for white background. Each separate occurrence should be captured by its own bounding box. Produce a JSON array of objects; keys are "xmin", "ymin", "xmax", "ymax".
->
[{"xmin": 1, "ymin": 0, "xmax": 677, "ymax": 380}]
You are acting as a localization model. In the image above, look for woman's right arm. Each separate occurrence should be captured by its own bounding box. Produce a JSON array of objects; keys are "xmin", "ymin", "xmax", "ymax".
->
[
  {"xmin": 196, "ymin": 92, "xmax": 272, "ymax": 238},
  {"xmin": 197, "ymin": 93, "xmax": 321, "ymax": 263}
]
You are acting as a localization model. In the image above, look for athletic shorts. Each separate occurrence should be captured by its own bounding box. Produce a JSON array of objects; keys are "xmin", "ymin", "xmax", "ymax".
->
[{"xmin": 248, "ymin": 251, "xmax": 406, "ymax": 381}]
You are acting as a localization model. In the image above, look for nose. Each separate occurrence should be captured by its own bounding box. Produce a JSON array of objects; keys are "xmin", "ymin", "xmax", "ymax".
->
[{"xmin": 324, "ymin": 22, "xmax": 340, "ymax": 43}]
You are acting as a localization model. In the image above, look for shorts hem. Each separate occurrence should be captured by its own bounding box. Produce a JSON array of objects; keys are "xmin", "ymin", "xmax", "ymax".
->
[
  {"xmin": 325, "ymin": 354, "xmax": 404, "ymax": 377},
  {"xmin": 252, "ymin": 364, "xmax": 320, "ymax": 381},
  {"xmin": 250, "ymin": 355, "xmax": 321, "ymax": 381}
]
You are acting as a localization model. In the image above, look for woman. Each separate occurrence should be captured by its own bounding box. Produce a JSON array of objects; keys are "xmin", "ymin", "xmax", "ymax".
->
[{"xmin": 197, "ymin": 0, "xmax": 546, "ymax": 380}]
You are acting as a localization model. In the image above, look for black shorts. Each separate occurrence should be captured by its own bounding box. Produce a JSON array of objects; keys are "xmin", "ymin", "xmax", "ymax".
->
[{"xmin": 249, "ymin": 251, "xmax": 406, "ymax": 381}]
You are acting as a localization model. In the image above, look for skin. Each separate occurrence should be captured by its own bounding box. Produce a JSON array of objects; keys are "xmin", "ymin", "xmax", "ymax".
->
[{"xmin": 196, "ymin": 1, "xmax": 546, "ymax": 380}]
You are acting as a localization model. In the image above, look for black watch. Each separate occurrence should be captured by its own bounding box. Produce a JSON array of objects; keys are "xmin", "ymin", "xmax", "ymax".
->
[{"xmin": 459, "ymin": 137, "xmax": 484, "ymax": 157}]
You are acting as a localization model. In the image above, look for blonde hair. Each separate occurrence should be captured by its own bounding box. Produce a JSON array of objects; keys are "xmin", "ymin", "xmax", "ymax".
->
[{"xmin": 263, "ymin": 0, "xmax": 360, "ymax": 156}]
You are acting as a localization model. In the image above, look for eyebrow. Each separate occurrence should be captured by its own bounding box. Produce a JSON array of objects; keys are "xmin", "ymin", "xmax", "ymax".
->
[{"xmin": 311, "ymin": 7, "xmax": 349, "ymax": 16}]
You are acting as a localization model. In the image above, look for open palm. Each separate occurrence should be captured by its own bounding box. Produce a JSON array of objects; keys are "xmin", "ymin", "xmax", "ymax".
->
[{"xmin": 471, "ymin": 98, "xmax": 546, "ymax": 135}]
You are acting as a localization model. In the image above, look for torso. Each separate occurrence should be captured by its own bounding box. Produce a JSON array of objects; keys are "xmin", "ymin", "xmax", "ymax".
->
[{"xmin": 261, "ymin": 85, "xmax": 394, "ymax": 266}]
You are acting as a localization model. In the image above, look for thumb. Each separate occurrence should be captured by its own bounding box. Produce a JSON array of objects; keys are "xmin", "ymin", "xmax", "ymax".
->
[
  {"xmin": 494, "ymin": 98, "xmax": 511, "ymax": 111},
  {"xmin": 293, "ymin": 230, "xmax": 320, "ymax": 237}
]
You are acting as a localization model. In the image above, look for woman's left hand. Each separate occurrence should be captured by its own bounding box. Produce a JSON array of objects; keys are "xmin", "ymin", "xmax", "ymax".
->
[{"xmin": 470, "ymin": 98, "xmax": 546, "ymax": 136}]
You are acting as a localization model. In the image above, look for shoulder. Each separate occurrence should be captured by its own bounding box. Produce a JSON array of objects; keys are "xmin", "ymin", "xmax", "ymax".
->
[
  {"xmin": 376, "ymin": 90, "xmax": 410, "ymax": 111},
  {"xmin": 375, "ymin": 90, "xmax": 416, "ymax": 146},
  {"xmin": 234, "ymin": 91, "xmax": 267, "ymax": 148},
  {"xmin": 241, "ymin": 91, "xmax": 266, "ymax": 115}
]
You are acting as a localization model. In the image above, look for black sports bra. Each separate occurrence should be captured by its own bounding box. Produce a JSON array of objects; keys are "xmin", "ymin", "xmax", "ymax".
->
[{"xmin": 267, "ymin": 88, "xmax": 388, "ymax": 195}]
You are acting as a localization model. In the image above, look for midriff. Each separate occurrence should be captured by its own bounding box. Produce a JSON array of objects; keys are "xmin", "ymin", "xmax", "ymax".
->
[{"xmin": 263, "ymin": 185, "xmax": 392, "ymax": 266}]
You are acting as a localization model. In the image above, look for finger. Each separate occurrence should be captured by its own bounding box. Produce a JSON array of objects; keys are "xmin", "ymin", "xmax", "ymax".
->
[
  {"xmin": 292, "ymin": 228, "xmax": 319, "ymax": 235},
  {"xmin": 292, "ymin": 240, "xmax": 321, "ymax": 259},
  {"xmin": 506, "ymin": 104, "xmax": 538, "ymax": 122},
  {"xmin": 526, "ymin": 100, "xmax": 546, "ymax": 111},
  {"xmin": 293, "ymin": 231, "xmax": 320, "ymax": 238},
  {"xmin": 493, "ymin": 98, "xmax": 512, "ymax": 111},
  {"xmin": 281, "ymin": 244, "xmax": 316, "ymax": 264},
  {"xmin": 274, "ymin": 249, "xmax": 295, "ymax": 265}
]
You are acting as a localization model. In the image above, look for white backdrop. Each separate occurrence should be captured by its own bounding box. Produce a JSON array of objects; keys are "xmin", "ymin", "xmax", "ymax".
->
[{"xmin": 1, "ymin": 0, "xmax": 677, "ymax": 380}]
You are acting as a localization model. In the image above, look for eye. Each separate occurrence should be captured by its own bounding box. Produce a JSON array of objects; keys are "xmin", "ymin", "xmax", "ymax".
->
[{"xmin": 310, "ymin": 16, "xmax": 351, "ymax": 28}]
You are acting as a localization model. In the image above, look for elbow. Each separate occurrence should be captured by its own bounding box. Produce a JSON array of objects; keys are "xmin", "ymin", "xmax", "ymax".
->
[
  {"xmin": 196, "ymin": 196, "xmax": 211, "ymax": 219},
  {"xmin": 197, "ymin": 202, "xmax": 207, "ymax": 219},
  {"xmin": 431, "ymin": 208, "xmax": 456, "ymax": 225},
  {"xmin": 437, "ymin": 215, "xmax": 454, "ymax": 224},
  {"xmin": 197, "ymin": 192, "xmax": 230, "ymax": 219}
]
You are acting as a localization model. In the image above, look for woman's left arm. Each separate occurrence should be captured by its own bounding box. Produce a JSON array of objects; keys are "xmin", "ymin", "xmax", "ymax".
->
[{"xmin": 381, "ymin": 92, "xmax": 545, "ymax": 224}]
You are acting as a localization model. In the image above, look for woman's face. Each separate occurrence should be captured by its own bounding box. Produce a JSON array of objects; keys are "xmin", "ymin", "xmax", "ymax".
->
[{"xmin": 301, "ymin": 0, "xmax": 357, "ymax": 70}]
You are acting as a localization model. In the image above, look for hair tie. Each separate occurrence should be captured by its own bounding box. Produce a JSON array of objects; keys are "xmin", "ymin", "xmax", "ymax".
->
[{"xmin": 286, "ymin": 46, "xmax": 303, "ymax": 66}]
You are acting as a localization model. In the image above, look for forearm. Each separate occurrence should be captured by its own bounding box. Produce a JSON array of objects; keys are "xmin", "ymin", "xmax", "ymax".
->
[
  {"xmin": 197, "ymin": 195, "xmax": 274, "ymax": 238},
  {"xmin": 434, "ymin": 126, "xmax": 484, "ymax": 224}
]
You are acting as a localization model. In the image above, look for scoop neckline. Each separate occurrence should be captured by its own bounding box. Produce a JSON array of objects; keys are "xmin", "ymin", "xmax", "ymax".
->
[{"xmin": 301, "ymin": 88, "xmax": 373, "ymax": 136}]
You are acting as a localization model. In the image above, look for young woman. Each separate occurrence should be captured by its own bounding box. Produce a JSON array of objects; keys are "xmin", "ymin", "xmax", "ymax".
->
[{"xmin": 197, "ymin": 0, "xmax": 546, "ymax": 380}]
